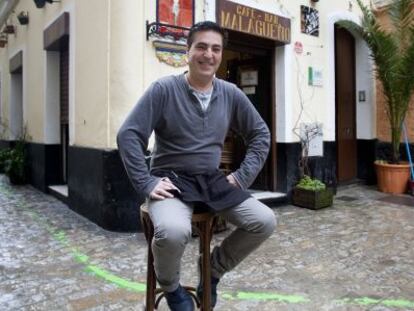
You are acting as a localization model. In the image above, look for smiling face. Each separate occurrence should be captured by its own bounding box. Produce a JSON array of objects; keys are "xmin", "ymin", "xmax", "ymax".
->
[{"xmin": 187, "ymin": 30, "xmax": 223, "ymax": 85}]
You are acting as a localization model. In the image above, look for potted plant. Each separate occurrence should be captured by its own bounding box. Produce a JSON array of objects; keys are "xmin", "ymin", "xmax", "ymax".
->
[
  {"xmin": 339, "ymin": 0, "xmax": 414, "ymax": 194},
  {"xmin": 1, "ymin": 124, "xmax": 30, "ymax": 185},
  {"xmin": 291, "ymin": 123, "xmax": 334, "ymax": 209},
  {"xmin": 4, "ymin": 140, "xmax": 27, "ymax": 185},
  {"xmin": 17, "ymin": 11, "xmax": 29, "ymax": 25},
  {"xmin": 293, "ymin": 175, "xmax": 334, "ymax": 209},
  {"xmin": 0, "ymin": 148, "xmax": 10, "ymax": 174}
]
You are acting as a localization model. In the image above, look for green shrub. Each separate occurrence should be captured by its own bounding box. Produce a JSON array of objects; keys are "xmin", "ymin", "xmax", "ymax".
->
[
  {"xmin": 4, "ymin": 141, "xmax": 26, "ymax": 184},
  {"xmin": 0, "ymin": 148, "xmax": 11, "ymax": 173},
  {"xmin": 296, "ymin": 175, "xmax": 326, "ymax": 191}
]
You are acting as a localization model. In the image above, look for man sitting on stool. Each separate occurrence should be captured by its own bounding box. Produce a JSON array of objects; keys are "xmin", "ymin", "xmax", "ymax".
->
[{"xmin": 117, "ymin": 21, "xmax": 277, "ymax": 311}]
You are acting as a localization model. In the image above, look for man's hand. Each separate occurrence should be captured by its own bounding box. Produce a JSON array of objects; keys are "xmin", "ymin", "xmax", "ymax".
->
[
  {"xmin": 226, "ymin": 174, "xmax": 240, "ymax": 188},
  {"xmin": 149, "ymin": 177, "xmax": 181, "ymax": 200}
]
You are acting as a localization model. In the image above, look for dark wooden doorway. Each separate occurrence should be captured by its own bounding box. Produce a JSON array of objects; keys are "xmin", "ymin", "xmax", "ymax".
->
[
  {"xmin": 335, "ymin": 26, "xmax": 357, "ymax": 182},
  {"xmin": 227, "ymin": 56, "xmax": 272, "ymax": 190},
  {"xmin": 216, "ymin": 40, "xmax": 275, "ymax": 191}
]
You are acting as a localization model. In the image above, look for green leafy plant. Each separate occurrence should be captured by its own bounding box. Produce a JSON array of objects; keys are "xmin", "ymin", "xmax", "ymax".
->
[
  {"xmin": 339, "ymin": 0, "xmax": 414, "ymax": 163},
  {"xmin": 4, "ymin": 141, "xmax": 26, "ymax": 184},
  {"xmin": 0, "ymin": 148, "xmax": 11, "ymax": 173},
  {"xmin": 296, "ymin": 175, "xmax": 326, "ymax": 191}
]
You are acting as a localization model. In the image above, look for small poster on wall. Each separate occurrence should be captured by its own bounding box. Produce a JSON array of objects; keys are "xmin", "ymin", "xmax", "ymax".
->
[
  {"xmin": 240, "ymin": 70, "xmax": 258, "ymax": 86},
  {"xmin": 301, "ymin": 5, "xmax": 319, "ymax": 37},
  {"xmin": 308, "ymin": 66, "xmax": 323, "ymax": 87}
]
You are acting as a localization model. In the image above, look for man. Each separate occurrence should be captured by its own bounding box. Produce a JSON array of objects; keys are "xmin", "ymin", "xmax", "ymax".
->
[{"xmin": 117, "ymin": 21, "xmax": 276, "ymax": 311}]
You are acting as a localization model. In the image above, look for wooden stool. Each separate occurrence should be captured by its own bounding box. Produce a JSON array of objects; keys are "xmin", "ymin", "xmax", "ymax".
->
[{"xmin": 140, "ymin": 203, "xmax": 216, "ymax": 310}]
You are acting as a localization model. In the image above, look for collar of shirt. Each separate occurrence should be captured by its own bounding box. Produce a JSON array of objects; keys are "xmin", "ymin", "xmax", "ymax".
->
[{"xmin": 179, "ymin": 72, "xmax": 221, "ymax": 103}]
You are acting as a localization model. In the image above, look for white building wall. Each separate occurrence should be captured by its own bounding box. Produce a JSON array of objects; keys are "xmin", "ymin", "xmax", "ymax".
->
[
  {"xmin": 198, "ymin": 0, "xmax": 374, "ymax": 143},
  {"xmin": 0, "ymin": 0, "xmax": 375, "ymax": 149}
]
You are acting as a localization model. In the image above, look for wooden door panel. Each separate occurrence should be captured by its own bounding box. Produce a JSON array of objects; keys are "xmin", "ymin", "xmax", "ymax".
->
[
  {"xmin": 60, "ymin": 46, "xmax": 69, "ymax": 183},
  {"xmin": 335, "ymin": 27, "xmax": 357, "ymax": 182}
]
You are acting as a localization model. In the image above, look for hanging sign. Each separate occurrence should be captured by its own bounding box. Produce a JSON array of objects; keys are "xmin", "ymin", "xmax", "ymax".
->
[{"xmin": 217, "ymin": 0, "xmax": 291, "ymax": 43}]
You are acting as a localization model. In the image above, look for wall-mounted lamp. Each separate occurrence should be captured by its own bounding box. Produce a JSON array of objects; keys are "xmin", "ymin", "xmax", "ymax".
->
[
  {"xmin": 17, "ymin": 11, "xmax": 29, "ymax": 25},
  {"xmin": 3, "ymin": 25, "xmax": 15, "ymax": 34},
  {"xmin": 33, "ymin": 0, "xmax": 61, "ymax": 9}
]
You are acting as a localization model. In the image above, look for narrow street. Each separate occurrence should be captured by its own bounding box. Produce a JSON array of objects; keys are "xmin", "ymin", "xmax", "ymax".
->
[{"xmin": 1, "ymin": 175, "xmax": 414, "ymax": 310}]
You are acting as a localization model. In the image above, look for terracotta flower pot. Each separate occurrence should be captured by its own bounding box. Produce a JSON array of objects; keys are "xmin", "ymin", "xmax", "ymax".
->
[{"xmin": 375, "ymin": 160, "xmax": 412, "ymax": 194}]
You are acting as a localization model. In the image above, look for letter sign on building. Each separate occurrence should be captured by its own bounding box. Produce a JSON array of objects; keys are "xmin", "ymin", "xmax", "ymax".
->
[{"xmin": 216, "ymin": 0, "xmax": 291, "ymax": 44}]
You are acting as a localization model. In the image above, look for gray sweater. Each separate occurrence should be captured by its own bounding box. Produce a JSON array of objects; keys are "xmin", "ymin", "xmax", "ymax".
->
[{"xmin": 117, "ymin": 73, "xmax": 270, "ymax": 196}]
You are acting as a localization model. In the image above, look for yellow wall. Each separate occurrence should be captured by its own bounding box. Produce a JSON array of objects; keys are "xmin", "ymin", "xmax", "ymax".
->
[
  {"xmin": 74, "ymin": 0, "xmax": 109, "ymax": 148},
  {"xmin": 0, "ymin": 0, "xmax": 374, "ymax": 148},
  {"xmin": 0, "ymin": 0, "xmax": 111, "ymax": 147}
]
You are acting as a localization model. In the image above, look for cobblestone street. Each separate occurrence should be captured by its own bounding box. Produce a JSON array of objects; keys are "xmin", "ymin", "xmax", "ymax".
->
[{"xmin": 1, "ymin": 175, "xmax": 414, "ymax": 310}]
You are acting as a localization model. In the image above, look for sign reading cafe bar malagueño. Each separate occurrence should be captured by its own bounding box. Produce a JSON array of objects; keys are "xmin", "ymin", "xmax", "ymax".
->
[{"xmin": 217, "ymin": 0, "xmax": 291, "ymax": 44}]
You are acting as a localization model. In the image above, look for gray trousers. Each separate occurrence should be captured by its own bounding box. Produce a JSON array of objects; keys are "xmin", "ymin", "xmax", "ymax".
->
[{"xmin": 147, "ymin": 197, "xmax": 277, "ymax": 292}]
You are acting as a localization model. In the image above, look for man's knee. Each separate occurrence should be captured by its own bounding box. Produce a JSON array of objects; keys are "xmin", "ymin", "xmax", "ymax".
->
[
  {"xmin": 153, "ymin": 221, "xmax": 192, "ymax": 248},
  {"xmin": 261, "ymin": 211, "xmax": 277, "ymax": 237},
  {"xmin": 246, "ymin": 202, "xmax": 277, "ymax": 236}
]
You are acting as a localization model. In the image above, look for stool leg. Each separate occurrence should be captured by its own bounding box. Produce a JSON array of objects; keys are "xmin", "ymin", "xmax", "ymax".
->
[
  {"xmin": 200, "ymin": 219, "xmax": 213, "ymax": 310},
  {"xmin": 143, "ymin": 215, "xmax": 156, "ymax": 311}
]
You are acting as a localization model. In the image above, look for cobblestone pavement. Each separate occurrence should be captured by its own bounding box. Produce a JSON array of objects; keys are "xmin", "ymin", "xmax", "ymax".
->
[{"xmin": 1, "ymin": 175, "xmax": 414, "ymax": 311}]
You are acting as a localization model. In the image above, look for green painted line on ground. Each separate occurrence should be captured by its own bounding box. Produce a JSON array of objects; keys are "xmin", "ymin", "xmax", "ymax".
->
[
  {"xmin": 222, "ymin": 291, "xmax": 310, "ymax": 303},
  {"xmin": 382, "ymin": 298, "xmax": 414, "ymax": 309},
  {"xmin": 72, "ymin": 248, "xmax": 89, "ymax": 263},
  {"xmin": 85, "ymin": 265, "xmax": 146, "ymax": 292},
  {"xmin": 12, "ymin": 200, "xmax": 148, "ymax": 293},
  {"xmin": 2, "ymin": 185, "xmax": 414, "ymax": 309},
  {"xmin": 338, "ymin": 297, "xmax": 414, "ymax": 309}
]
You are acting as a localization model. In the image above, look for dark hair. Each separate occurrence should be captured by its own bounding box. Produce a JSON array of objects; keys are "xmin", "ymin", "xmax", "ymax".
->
[{"xmin": 187, "ymin": 21, "xmax": 227, "ymax": 48}]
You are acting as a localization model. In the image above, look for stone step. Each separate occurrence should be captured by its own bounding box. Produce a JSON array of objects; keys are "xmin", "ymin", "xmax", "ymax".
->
[
  {"xmin": 48, "ymin": 184, "xmax": 69, "ymax": 204},
  {"xmin": 250, "ymin": 190, "xmax": 287, "ymax": 205}
]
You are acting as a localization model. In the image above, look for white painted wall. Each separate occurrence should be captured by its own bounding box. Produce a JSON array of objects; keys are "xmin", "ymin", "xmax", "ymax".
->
[
  {"xmin": 0, "ymin": 0, "xmax": 375, "ymax": 149},
  {"xmin": 200, "ymin": 0, "xmax": 374, "ymax": 143},
  {"xmin": 355, "ymin": 39, "xmax": 376, "ymax": 139},
  {"xmin": 326, "ymin": 10, "xmax": 376, "ymax": 141},
  {"xmin": 275, "ymin": 44, "xmax": 292, "ymax": 142}
]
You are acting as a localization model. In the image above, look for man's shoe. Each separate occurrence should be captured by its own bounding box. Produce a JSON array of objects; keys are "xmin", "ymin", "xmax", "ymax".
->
[
  {"xmin": 196, "ymin": 275, "xmax": 220, "ymax": 308},
  {"xmin": 165, "ymin": 284, "xmax": 194, "ymax": 311}
]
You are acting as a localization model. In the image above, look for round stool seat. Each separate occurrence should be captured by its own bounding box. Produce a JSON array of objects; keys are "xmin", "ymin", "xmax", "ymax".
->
[{"xmin": 140, "ymin": 202, "xmax": 215, "ymax": 311}]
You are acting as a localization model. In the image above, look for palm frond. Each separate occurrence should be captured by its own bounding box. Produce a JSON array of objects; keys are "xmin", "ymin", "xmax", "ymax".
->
[
  {"xmin": 340, "ymin": 0, "xmax": 414, "ymax": 163},
  {"xmin": 389, "ymin": 0, "xmax": 414, "ymax": 51}
]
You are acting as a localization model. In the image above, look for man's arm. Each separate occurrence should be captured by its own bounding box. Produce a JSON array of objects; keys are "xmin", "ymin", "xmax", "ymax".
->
[
  {"xmin": 230, "ymin": 87, "xmax": 270, "ymax": 189},
  {"xmin": 117, "ymin": 82, "xmax": 164, "ymax": 196}
]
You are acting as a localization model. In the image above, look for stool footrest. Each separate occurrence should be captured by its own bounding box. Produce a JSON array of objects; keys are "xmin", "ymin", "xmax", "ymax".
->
[{"xmin": 154, "ymin": 286, "xmax": 200, "ymax": 309}]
